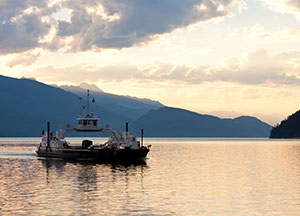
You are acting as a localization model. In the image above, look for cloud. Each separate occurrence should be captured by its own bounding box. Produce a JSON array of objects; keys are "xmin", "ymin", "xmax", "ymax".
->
[
  {"xmin": 244, "ymin": 24, "xmax": 300, "ymax": 40},
  {"xmin": 25, "ymin": 49, "xmax": 300, "ymax": 86},
  {"xmin": 261, "ymin": 0, "xmax": 300, "ymax": 21},
  {"xmin": 0, "ymin": 0, "xmax": 52, "ymax": 54},
  {"xmin": 56, "ymin": 0, "xmax": 246, "ymax": 51},
  {"xmin": 198, "ymin": 49, "xmax": 300, "ymax": 85},
  {"xmin": 5, "ymin": 51, "xmax": 41, "ymax": 67},
  {"xmin": 0, "ymin": 0, "xmax": 245, "ymax": 54},
  {"xmin": 26, "ymin": 63, "xmax": 143, "ymax": 83}
]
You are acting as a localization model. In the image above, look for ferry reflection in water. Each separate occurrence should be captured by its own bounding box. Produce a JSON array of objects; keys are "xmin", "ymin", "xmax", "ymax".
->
[
  {"xmin": 2, "ymin": 138, "xmax": 300, "ymax": 215},
  {"xmin": 39, "ymin": 159, "xmax": 148, "ymax": 216}
]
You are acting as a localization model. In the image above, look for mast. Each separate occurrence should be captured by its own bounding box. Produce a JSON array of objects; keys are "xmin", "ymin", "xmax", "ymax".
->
[
  {"xmin": 46, "ymin": 122, "xmax": 51, "ymax": 152},
  {"xmin": 87, "ymin": 89, "xmax": 90, "ymax": 114},
  {"xmin": 47, "ymin": 122, "xmax": 50, "ymax": 150}
]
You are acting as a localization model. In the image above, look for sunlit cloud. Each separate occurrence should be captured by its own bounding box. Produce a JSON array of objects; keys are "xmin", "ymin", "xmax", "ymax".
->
[
  {"xmin": 244, "ymin": 24, "xmax": 300, "ymax": 40},
  {"xmin": 261, "ymin": 0, "xmax": 300, "ymax": 21},
  {"xmin": 22, "ymin": 49, "xmax": 300, "ymax": 86},
  {"xmin": 5, "ymin": 51, "xmax": 41, "ymax": 68}
]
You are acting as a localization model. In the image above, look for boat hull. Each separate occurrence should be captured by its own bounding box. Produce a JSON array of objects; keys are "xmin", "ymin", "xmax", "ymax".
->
[{"xmin": 36, "ymin": 147, "xmax": 149, "ymax": 162}]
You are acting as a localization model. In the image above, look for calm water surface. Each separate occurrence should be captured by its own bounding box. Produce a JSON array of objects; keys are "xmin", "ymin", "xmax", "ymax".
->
[{"xmin": 1, "ymin": 137, "xmax": 300, "ymax": 215}]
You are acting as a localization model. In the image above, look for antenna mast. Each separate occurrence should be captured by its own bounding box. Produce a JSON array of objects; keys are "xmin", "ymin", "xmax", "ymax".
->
[{"xmin": 87, "ymin": 89, "xmax": 90, "ymax": 113}]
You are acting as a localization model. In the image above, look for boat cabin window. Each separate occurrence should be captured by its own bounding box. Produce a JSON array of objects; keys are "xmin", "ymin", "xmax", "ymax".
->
[
  {"xmin": 88, "ymin": 120, "xmax": 97, "ymax": 126},
  {"xmin": 79, "ymin": 119, "xmax": 97, "ymax": 127}
]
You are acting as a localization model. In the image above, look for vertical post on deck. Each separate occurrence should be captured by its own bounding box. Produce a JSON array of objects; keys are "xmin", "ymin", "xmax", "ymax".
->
[
  {"xmin": 46, "ymin": 122, "xmax": 50, "ymax": 151},
  {"xmin": 141, "ymin": 128, "xmax": 144, "ymax": 147}
]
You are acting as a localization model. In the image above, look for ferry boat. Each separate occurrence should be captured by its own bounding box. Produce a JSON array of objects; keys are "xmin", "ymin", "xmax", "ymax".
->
[{"xmin": 36, "ymin": 90, "xmax": 150, "ymax": 162}]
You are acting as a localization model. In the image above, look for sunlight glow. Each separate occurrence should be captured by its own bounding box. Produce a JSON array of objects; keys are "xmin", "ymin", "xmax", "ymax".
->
[
  {"xmin": 53, "ymin": 8, "xmax": 72, "ymax": 22},
  {"xmin": 261, "ymin": 0, "xmax": 300, "ymax": 21},
  {"xmin": 86, "ymin": 4, "xmax": 120, "ymax": 22},
  {"xmin": 39, "ymin": 25, "xmax": 57, "ymax": 44}
]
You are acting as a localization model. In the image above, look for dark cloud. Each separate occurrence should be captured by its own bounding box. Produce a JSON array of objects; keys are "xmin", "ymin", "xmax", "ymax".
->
[
  {"xmin": 57, "ymin": 0, "xmax": 243, "ymax": 50},
  {"xmin": 0, "ymin": 0, "xmax": 243, "ymax": 53},
  {"xmin": 0, "ymin": 0, "xmax": 51, "ymax": 54}
]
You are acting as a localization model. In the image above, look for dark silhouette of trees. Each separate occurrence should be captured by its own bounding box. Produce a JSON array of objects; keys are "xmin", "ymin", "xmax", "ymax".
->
[{"xmin": 270, "ymin": 110, "xmax": 300, "ymax": 138}]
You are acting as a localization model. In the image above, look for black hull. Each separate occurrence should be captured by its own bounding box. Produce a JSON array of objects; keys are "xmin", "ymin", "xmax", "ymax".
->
[{"xmin": 36, "ymin": 148, "xmax": 149, "ymax": 162}]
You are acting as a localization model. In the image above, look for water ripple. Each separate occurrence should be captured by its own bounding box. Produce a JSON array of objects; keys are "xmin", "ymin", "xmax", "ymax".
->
[{"xmin": 1, "ymin": 138, "xmax": 300, "ymax": 215}]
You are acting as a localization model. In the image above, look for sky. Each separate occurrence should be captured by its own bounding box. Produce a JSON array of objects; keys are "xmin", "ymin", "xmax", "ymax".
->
[{"xmin": 1, "ymin": 0, "xmax": 300, "ymax": 125}]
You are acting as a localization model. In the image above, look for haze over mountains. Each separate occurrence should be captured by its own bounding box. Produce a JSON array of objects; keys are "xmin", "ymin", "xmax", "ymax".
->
[
  {"xmin": 0, "ymin": 75, "xmax": 272, "ymax": 137},
  {"xmin": 57, "ymin": 83, "xmax": 163, "ymax": 121}
]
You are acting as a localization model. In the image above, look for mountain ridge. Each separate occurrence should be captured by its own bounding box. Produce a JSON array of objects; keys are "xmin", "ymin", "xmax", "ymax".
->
[
  {"xmin": 57, "ymin": 83, "xmax": 163, "ymax": 121},
  {"xmin": 0, "ymin": 75, "xmax": 271, "ymax": 137},
  {"xmin": 131, "ymin": 107, "xmax": 271, "ymax": 137}
]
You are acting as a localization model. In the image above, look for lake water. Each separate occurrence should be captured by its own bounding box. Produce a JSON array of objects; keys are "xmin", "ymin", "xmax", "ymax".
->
[{"xmin": 1, "ymin": 138, "xmax": 300, "ymax": 216}]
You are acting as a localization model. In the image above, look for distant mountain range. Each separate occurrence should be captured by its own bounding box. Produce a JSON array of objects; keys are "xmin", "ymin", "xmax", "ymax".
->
[
  {"xmin": 0, "ymin": 75, "xmax": 272, "ymax": 137},
  {"xmin": 0, "ymin": 75, "xmax": 161, "ymax": 136},
  {"xmin": 270, "ymin": 110, "xmax": 300, "ymax": 138},
  {"xmin": 131, "ymin": 107, "xmax": 271, "ymax": 137},
  {"xmin": 57, "ymin": 83, "xmax": 163, "ymax": 121}
]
